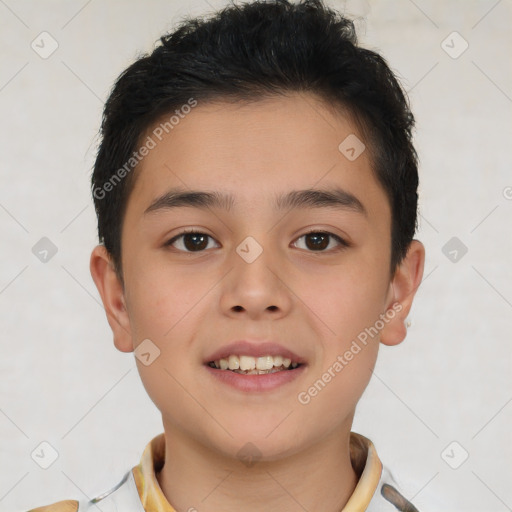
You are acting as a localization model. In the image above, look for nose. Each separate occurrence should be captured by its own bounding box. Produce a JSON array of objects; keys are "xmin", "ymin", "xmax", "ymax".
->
[{"xmin": 219, "ymin": 242, "xmax": 293, "ymax": 320}]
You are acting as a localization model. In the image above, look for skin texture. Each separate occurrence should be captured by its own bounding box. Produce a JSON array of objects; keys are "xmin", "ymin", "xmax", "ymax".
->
[{"xmin": 90, "ymin": 92, "xmax": 425, "ymax": 512}]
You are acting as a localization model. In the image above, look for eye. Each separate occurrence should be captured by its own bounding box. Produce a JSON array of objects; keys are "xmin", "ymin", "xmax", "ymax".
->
[
  {"xmin": 165, "ymin": 229, "xmax": 220, "ymax": 252},
  {"xmin": 165, "ymin": 229, "xmax": 349, "ymax": 253},
  {"xmin": 293, "ymin": 230, "xmax": 349, "ymax": 252}
]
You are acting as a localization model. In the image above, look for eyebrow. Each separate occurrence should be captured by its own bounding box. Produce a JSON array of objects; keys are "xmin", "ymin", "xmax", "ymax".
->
[{"xmin": 144, "ymin": 187, "xmax": 367, "ymax": 217}]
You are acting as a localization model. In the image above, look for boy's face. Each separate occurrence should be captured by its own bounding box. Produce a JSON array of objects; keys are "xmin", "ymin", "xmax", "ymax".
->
[{"xmin": 92, "ymin": 93, "xmax": 424, "ymax": 460}]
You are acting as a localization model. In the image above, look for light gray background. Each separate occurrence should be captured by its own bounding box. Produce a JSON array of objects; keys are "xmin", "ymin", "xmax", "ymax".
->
[{"xmin": 1, "ymin": 1, "xmax": 511, "ymax": 510}]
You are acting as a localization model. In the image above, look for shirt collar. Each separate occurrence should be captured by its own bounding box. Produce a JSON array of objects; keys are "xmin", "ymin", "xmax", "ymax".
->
[{"xmin": 131, "ymin": 432, "xmax": 383, "ymax": 511}]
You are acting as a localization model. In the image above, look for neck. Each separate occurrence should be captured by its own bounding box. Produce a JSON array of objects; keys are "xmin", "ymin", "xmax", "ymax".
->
[{"xmin": 156, "ymin": 424, "xmax": 359, "ymax": 512}]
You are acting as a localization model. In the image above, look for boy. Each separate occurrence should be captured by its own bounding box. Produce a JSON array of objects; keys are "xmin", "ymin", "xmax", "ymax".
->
[{"xmin": 29, "ymin": 0, "xmax": 425, "ymax": 510}]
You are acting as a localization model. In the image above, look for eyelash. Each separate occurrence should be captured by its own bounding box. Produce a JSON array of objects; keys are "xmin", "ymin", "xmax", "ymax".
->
[{"xmin": 165, "ymin": 228, "xmax": 350, "ymax": 253}]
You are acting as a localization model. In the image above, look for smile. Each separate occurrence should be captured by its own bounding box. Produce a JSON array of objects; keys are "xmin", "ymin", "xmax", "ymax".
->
[{"xmin": 208, "ymin": 354, "xmax": 301, "ymax": 375}]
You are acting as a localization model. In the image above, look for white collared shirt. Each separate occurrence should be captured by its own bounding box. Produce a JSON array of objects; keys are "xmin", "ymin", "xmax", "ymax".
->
[{"xmin": 28, "ymin": 432, "xmax": 419, "ymax": 512}]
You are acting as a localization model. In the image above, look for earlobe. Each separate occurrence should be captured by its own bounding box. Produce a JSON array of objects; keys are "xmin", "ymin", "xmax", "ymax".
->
[
  {"xmin": 89, "ymin": 245, "xmax": 134, "ymax": 353},
  {"xmin": 379, "ymin": 240, "xmax": 425, "ymax": 347}
]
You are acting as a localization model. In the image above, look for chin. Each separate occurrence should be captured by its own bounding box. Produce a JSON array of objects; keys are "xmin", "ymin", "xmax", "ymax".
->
[{"xmin": 214, "ymin": 425, "xmax": 308, "ymax": 463}]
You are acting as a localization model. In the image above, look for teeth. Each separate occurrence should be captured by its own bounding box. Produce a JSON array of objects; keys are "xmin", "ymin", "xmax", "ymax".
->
[
  {"xmin": 236, "ymin": 367, "xmax": 285, "ymax": 375},
  {"xmin": 256, "ymin": 355, "xmax": 273, "ymax": 370},
  {"xmin": 211, "ymin": 354, "xmax": 301, "ymax": 372},
  {"xmin": 239, "ymin": 355, "xmax": 256, "ymax": 371},
  {"xmin": 228, "ymin": 355, "xmax": 239, "ymax": 370}
]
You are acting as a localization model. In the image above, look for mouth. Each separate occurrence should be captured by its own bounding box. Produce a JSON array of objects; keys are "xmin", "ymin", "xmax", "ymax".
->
[{"xmin": 207, "ymin": 354, "xmax": 303, "ymax": 375}]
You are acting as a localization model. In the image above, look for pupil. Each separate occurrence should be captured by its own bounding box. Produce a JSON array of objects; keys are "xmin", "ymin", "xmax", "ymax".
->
[
  {"xmin": 306, "ymin": 233, "xmax": 328, "ymax": 250},
  {"xmin": 184, "ymin": 233, "xmax": 207, "ymax": 251}
]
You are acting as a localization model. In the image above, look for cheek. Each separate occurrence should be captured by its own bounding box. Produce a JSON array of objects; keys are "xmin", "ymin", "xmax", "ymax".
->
[
  {"xmin": 124, "ymin": 257, "xmax": 211, "ymax": 341},
  {"xmin": 306, "ymin": 265, "xmax": 388, "ymax": 342}
]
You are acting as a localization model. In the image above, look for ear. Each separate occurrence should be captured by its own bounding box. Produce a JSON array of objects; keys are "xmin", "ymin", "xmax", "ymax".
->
[
  {"xmin": 379, "ymin": 240, "xmax": 425, "ymax": 347},
  {"xmin": 89, "ymin": 245, "xmax": 134, "ymax": 353}
]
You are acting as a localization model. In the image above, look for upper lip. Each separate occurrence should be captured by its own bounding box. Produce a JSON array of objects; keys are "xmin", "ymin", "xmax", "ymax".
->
[{"xmin": 204, "ymin": 340, "xmax": 306, "ymax": 365}]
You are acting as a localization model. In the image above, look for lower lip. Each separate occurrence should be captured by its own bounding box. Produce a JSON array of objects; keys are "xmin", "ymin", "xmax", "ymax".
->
[{"xmin": 204, "ymin": 364, "xmax": 306, "ymax": 392}]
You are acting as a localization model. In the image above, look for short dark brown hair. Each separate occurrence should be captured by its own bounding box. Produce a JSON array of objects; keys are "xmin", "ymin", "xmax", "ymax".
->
[{"xmin": 91, "ymin": 0, "xmax": 419, "ymax": 281}]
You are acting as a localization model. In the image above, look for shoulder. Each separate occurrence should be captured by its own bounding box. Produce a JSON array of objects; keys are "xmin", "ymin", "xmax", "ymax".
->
[
  {"xmin": 349, "ymin": 433, "xmax": 420, "ymax": 512},
  {"xmin": 26, "ymin": 470, "xmax": 143, "ymax": 512},
  {"xmin": 370, "ymin": 465, "xmax": 420, "ymax": 512},
  {"xmin": 27, "ymin": 501, "xmax": 78, "ymax": 512}
]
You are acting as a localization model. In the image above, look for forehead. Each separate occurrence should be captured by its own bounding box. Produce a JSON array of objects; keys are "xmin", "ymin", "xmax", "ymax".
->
[{"xmin": 124, "ymin": 93, "xmax": 390, "ymax": 224}]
